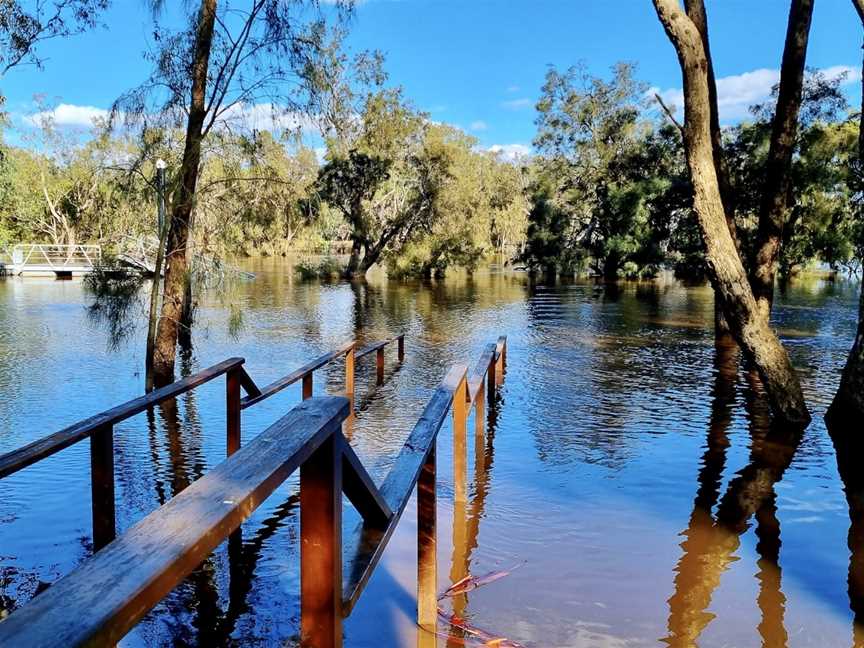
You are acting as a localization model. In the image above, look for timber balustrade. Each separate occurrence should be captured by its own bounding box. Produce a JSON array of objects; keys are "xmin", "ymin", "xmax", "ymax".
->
[
  {"xmin": 0, "ymin": 335, "xmax": 405, "ymax": 549},
  {"xmin": 0, "ymin": 334, "xmax": 507, "ymax": 647}
]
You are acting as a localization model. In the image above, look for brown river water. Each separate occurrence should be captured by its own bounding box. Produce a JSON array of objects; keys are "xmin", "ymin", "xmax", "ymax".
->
[{"xmin": 0, "ymin": 259, "xmax": 862, "ymax": 647}]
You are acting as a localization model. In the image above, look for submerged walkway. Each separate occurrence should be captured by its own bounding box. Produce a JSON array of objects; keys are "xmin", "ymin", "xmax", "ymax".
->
[{"xmin": 0, "ymin": 335, "xmax": 507, "ymax": 647}]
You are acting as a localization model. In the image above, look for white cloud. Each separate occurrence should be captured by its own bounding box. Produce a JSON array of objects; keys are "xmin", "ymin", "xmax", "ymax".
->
[
  {"xmin": 24, "ymin": 103, "xmax": 109, "ymax": 128},
  {"xmin": 821, "ymin": 64, "xmax": 861, "ymax": 84},
  {"xmin": 487, "ymin": 143, "xmax": 531, "ymax": 161},
  {"xmin": 501, "ymin": 98, "xmax": 533, "ymax": 111},
  {"xmin": 506, "ymin": 85, "xmax": 521, "ymax": 93},
  {"xmin": 217, "ymin": 102, "xmax": 318, "ymax": 133},
  {"xmin": 651, "ymin": 64, "xmax": 862, "ymax": 124},
  {"xmin": 469, "ymin": 120, "xmax": 488, "ymax": 131}
]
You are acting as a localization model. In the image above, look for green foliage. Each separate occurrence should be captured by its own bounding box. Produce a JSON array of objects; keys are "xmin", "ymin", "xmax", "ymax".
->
[
  {"xmin": 295, "ymin": 256, "xmax": 344, "ymax": 280},
  {"xmin": 314, "ymin": 150, "xmax": 391, "ymax": 225},
  {"xmin": 529, "ymin": 62, "xmax": 678, "ymax": 278},
  {"xmin": 527, "ymin": 62, "xmax": 862, "ymax": 282}
]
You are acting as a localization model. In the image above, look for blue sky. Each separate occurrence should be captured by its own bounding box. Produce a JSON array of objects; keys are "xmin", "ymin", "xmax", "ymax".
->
[{"xmin": 2, "ymin": 0, "xmax": 862, "ymax": 157}]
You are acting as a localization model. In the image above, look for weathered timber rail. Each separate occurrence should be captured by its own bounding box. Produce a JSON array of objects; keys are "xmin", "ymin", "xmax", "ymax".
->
[{"xmin": 0, "ymin": 333, "xmax": 508, "ymax": 647}]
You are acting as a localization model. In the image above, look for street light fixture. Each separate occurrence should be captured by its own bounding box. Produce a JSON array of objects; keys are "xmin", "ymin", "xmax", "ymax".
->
[{"xmin": 155, "ymin": 159, "xmax": 167, "ymax": 234}]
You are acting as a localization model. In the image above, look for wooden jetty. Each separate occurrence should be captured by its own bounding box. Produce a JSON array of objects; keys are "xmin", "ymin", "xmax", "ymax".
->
[{"xmin": 0, "ymin": 334, "xmax": 508, "ymax": 647}]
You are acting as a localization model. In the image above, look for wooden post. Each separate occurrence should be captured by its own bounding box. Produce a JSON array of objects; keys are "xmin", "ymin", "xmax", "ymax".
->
[
  {"xmin": 300, "ymin": 433, "xmax": 343, "ymax": 647},
  {"xmin": 475, "ymin": 374, "xmax": 486, "ymax": 440},
  {"xmin": 397, "ymin": 335, "xmax": 405, "ymax": 363},
  {"xmin": 303, "ymin": 372, "xmax": 313, "ymax": 400},
  {"xmin": 345, "ymin": 346, "xmax": 355, "ymax": 405},
  {"xmin": 453, "ymin": 374, "xmax": 467, "ymax": 503},
  {"xmin": 90, "ymin": 424, "xmax": 115, "ymax": 551},
  {"xmin": 495, "ymin": 336, "xmax": 507, "ymax": 386},
  {"xmin": 376, "ymin": 347, "xmax": 385, "ymax": 386},
  {"xmin": 417, "ymin": 445, "xmax": 437, "ymax": 633},
  {"xmin": 226, "ymin": 368, "xmax": 241, "ymax": 457},
  {"xmin": 488, "ymin": 351, "xmax": 497, "ymax": 404}
]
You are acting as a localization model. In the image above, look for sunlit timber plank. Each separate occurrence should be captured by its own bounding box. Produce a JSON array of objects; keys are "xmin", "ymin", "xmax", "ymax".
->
[
  {"xmin": 342, "ymin": 441, "xmax": 393, "ymax": 527},
  {"xmin": 240, "ymin": 342, "xmax": 353, "ymax": 409}
]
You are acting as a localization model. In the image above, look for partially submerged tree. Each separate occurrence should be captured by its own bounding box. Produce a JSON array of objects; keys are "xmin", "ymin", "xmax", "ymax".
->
[
  {"xmin": 652, "ymin": 0, "xmax": 810, "ymax": 426},
  {"xmin": 116, "ymin": 0, "xmax": 345, "ymax": 385},
  {"xmin": 750, "ymin": 0, "xmax": 815, "ymax": 319},
  {"xmin": 830, "ymin": 0, "xmax": 864, "ymax": 421}
]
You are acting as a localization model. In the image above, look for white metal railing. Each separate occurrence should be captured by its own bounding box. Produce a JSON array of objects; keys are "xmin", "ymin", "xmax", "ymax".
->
[{"xmin": 11, "ymin": 244, "xmax": 102, "ymax": 269}]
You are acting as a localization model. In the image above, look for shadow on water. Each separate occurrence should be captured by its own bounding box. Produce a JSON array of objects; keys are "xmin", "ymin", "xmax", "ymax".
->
[{"xmin": 664, "ymin": 341, "xmax": 804, "ymax": 647}]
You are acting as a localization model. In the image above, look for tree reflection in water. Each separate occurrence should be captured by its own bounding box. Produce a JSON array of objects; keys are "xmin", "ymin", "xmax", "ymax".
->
[
  {"xmin": 828, "ymin": 416, "xmax": 864, "ymax": 647},
  {"xmin": 664, "ymin": 341, "xmax": 803, "ymax": 647}
]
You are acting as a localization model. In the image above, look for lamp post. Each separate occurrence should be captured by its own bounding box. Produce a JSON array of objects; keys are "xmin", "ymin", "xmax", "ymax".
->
[
  {"xmin": 155, "ymin": 159, "xmax": 167, "ymax": 235},
  {"xmin": 146, "ymin": 159, "xmax": 169, "ymax": 391}
]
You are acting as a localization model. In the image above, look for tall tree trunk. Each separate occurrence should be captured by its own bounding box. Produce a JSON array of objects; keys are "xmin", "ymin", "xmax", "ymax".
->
[
  {"xmin": 652, "ymin": 0, "xmax": 810, "ymax": 427},
  {"xmin": 751, "ymin": 0, "xmax": 815, "ymax": 320},
  {"xmin": 829, "ymin": 0, "xmax": 864, "ymax": 421},
  {"xmin": 683, "ymin": 0, "xmax": 740, "ymax": 342},
  {"xmin": 151, "ymin": 0, "xmax": 217, "ymax": 386}
]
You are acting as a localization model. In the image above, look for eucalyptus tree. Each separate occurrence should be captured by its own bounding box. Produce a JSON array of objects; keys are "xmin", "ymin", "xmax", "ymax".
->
[
  {"xmin": 115, "ymin": 0, "xmax": 348, "ymax": 385},
  {"xmin": 652, "ymin": 0, "xmax": 810, "ymax": 427},
  {"xmin": 750, "ymin": 0, "xmax": 815, "ymax": 319}
]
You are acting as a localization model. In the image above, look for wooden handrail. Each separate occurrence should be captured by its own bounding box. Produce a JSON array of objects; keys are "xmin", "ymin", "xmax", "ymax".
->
[
  {"xmin": 240, "ymin": 341, "xmax": 355, "ymax": 409},
  {"xmin": 0, "ymin": 336, "xmax": 405, "ymax": 550},
  {"xmin": 0, "ymin": 396, "xmax": 352, "ymax": 647},
  {"xmin": 342, "ymin": 363, "xmax": 467, "ymax": 614},
  {"xmin": 0, "ymin": 357, "xmax": 246, "ymax": 479}
]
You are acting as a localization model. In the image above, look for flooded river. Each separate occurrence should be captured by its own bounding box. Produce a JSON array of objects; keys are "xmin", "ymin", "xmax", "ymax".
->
[{"xmin": 0, "ymin": 260, "xmax": 861, "ymax": 647}]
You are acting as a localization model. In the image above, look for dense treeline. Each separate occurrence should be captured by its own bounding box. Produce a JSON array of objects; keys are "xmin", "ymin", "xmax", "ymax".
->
[
  {"xmin": 522, "ymin": 62, "xmax": 862, "ymax": 283},
  {"xmin": 0, "ymin": 106, "xmax": 529, "ymax": 278},
  {"xmin": 2, "ymin": 63, "xmax": 859, "ymax": 286}
]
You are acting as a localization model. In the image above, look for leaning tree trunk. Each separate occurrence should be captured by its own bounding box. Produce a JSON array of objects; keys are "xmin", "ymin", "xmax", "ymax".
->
[
  {"xmin": 829, "ymin": 0, "xmax": 864, "ymax": 420},
  {"xmin": 653, "ymin": 0, "xmax": 810, "ymax": 427},
  {"xmin": 750, "ymin": 0, "xmax": 815, "ymax": 320},
  {"xmin": 151, "ymin": 0, "xmax": 217, "ymax": 386}
]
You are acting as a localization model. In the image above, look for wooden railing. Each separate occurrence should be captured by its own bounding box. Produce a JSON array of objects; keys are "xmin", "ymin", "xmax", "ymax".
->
[
  {"xmin": 0, "ymin": 335, "xmax": 405, "ymax": 550},
  {"xmin": 0, "ymin": 334, "xmax": 508, "ymax": 647}
]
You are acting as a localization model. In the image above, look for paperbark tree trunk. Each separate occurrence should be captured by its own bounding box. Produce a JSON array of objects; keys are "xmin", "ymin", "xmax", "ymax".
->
[
  {"xmin": 151, "ymin": 0, "xmax": 217, "ymax": 386},
  {"xmin": 652, "ymin": 0, "xmax": 810, "ymax": 427},
  {"xmin": 828, "ymin": 0, "xmax": 864, "ymax": 421},
  {"xmin": 750, "ymin": 0, "xmax": 815, "ymax": 320}
]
